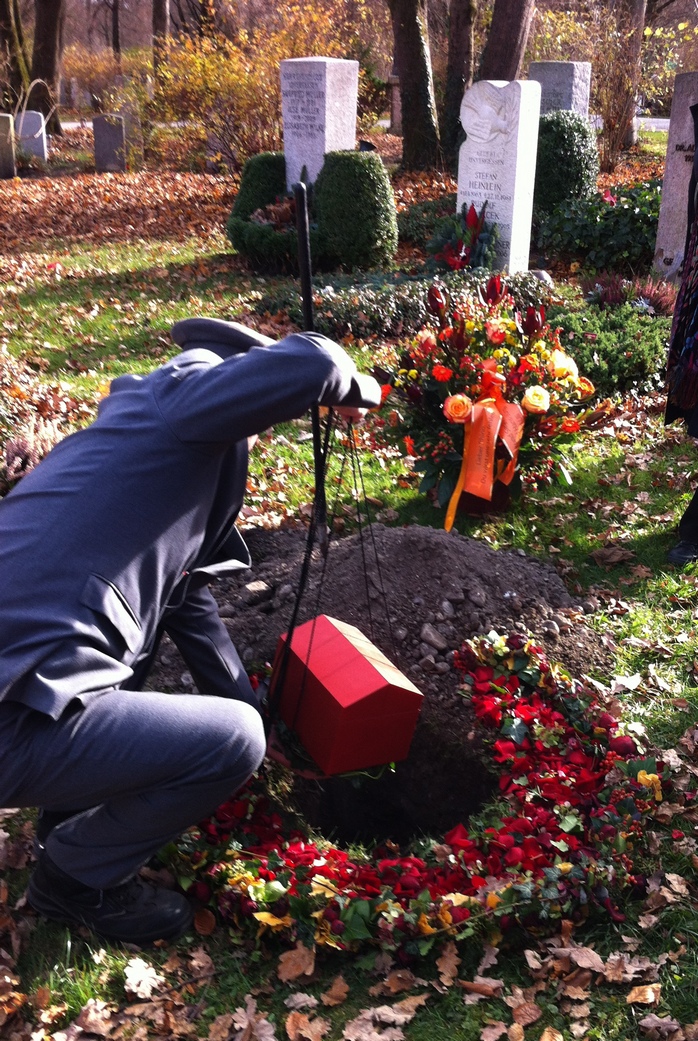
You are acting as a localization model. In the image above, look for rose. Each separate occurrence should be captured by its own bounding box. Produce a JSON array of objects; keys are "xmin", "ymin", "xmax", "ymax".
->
[
  {"xmin": 548, "ymin": 349, "xmax": 579, "ymax": 380},
  {"xmin": 443, "ymin": 394, "xmax": 473, "ymax": 423},
  {"xmin": 576, "ymin": 376, "xmax": 595, "ymax": 399},
  {"xmin": 521, "ymin": 386, "xmax": 550, "ymax": 414}
]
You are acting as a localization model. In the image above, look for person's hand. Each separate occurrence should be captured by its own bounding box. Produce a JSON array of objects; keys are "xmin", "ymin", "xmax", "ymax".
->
[{"xmin": 333, "ymin": 405, "xmax": 368, "ymax": 426}]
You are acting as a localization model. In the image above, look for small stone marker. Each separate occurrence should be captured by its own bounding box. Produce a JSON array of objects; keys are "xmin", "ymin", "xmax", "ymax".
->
[
  {"xmin": 93, "ymin": 114, "xmax": 127, "ymax": 173},
  {"xmin": 16, "ymin": 110, "xmax": 47, "ymax": 162},
  {"xmin": 457, "ymin": 79, "xmax": 541, "ymax": 274},
  {"xmin": 654, "ymin": 71, "xmax": 698, "ymax": 280},
  {"xmin": 0, "ymin": 114, "xmax": 16, "ymax": 178},
  {"xmin": 280, "ymin": 56, "xmax": 359, "ymax": 189},
  {"xmin": 528, "ymin": 61, "xmax": 591, "ymax": 116}
]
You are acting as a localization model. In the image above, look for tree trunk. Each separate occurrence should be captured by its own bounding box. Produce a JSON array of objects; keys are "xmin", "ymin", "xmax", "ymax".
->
[
  {"xmin": 28, "ymin": 0, "xmax": 64, "ymax": 134},
  {"xmin": 441, "ymin": 0, "xmax": 477, "ymax": 166},
  {"xmin": 0, "ymin": 0, "xmax": 30, "ymax": 104},
  {"xmin": 388, "ymin": 0, "xmax": 441, "ymax": 169},
  {"xmin": 152, "ymin": 0, "xmax": 170, "ymax": 73},
  {"xmin": 618, "ymin": 0, "xmax": 647, "ymax": 148},
  {"xmin": 478, "ymin": 0, "xmax": 535, "ymax": 81},
  {"xmin": 111, "ymin": 0, "xmax": 121, "ymax": 61}
]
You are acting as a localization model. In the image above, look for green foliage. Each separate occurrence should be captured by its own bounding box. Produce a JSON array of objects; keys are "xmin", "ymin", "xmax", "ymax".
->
[
  {"xmin": 426, "ymin": 201, "xmax": 499, "ymax": 272},
  {"xmin": 229, "ymin": 152, "xmax": 288, "ymax": 221},
  {"xmin": 547, "ymin": 301, "xmax": 671, "ymax": 395},
  {"xmin": 253, "ymin": 270, "xmax": 552, "ymax": 340},
  {"xmin": 537, "ymin": 181, "xmax": 661, "ymax": 273},
  {"xmin": 397, "ymin": 193, "xmax": 457, "ymax": 247},
  {"xmin": 533, "ymin": 110, "xmax": 599, "ymax": 219},
  {"xmin": 315, "ymin": 151, "xmax": 398, "ymax": 270}
]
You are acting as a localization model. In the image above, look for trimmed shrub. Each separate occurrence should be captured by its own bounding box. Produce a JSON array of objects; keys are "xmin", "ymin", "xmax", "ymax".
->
[
  {"xmin": 547, "ymin": 301, "xmax": 670, "ymax": 395},
  {"xmin": 229, "ymin": 152, "xmax": 287, "ymax": 221},
  {"xmin": 537, "ymin": 180, "xmax": 661, "ymax": 273},
  {"xmin": 533, "ymin": 110, "xmax": 599, "ymax": 219},
  {"xmin": 315, "ymin": 151, "xmax": 398, "ymax": 270}
]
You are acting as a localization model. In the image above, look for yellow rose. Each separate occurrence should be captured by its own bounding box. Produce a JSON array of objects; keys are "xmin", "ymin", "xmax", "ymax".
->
[
  {"xmin": 548, "ymin": 349, "xmax": 578, "ymax": 380},
  {"xmin": 443, "ymin": 393, "xmax": 473, "ymax": 423},
  {"xmin": 521, "ymin": 386, "xmax": 550, "ymax": 414}
]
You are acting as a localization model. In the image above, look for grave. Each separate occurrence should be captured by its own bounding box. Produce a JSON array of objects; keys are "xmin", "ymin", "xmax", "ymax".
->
[
  {"xmin": 16, "ymin": 110, "xmax": 47, "ymax": 162},
  {"xmin": 654, "ymin": 71, "xmax": 698, "ymax": 280},
  {"xmin": 0, "ymin": 115, "xmax": 16, "ymax": 179},
  {"xmin": 93, "ymin": 114, "xmax": 127, "ymax": 173},
  {"xmin": 280, "ymin": 56, "xmax": 359, "ymax": 189},
  {"xmin": 528, "ymin": 61, "xmax": 591, "ymax": 116},
  {"xmin": 457, "ymin": 79, "xmax": 541, "ymax": 274}
]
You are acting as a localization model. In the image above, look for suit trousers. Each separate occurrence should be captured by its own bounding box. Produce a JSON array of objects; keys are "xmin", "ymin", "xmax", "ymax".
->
[
  {"xmin": 679, "ymin": 486, "xmax": 698, "ymax": 542},
  {"xmin": 0, "ymin": 689, "xmax": 266, "ymax": 889}
]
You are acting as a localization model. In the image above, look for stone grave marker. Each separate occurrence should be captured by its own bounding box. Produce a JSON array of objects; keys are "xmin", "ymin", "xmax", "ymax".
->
[
  {"xmin": 16, "ymin": 110, "xmax": 47, "ymax": 162},
  {"xmin": 654, "ymin": 72, "xmax": 698, "ymax": 280},
  {"xmin": 457, "ymin": 79, "xmax": 541, "ymax": 274},
  {"xmin": 0, "ymin": 115, "xmax": 16, "ymax": 178},
  {"xmin": 528, "ymin": 61, "xmax": 591, "ymax": 116},
  {"xmin": 280, "ymin": 56, "xmax": 359, "ymax": 189},
  {"xmin": 93, "ymin": 114, "xmax": 127, "ymax": 173}
]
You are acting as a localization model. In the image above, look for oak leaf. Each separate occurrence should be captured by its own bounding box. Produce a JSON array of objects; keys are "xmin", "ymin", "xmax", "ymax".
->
[
  {"xmin": 123, "ymin": 958, "xmax": 165, "ymax": 999},
  {"xmin": 208, "ymin": 1012, "xmax": 234, "ymax": 1041},
  {"xmin": 320, "ymin": 976, "xmax": 349, "ymax": 1007},
  {"xmin": 627, "ymin": 984, "xmax": 661, "ymax": 1005},
  {"xmin": 278, "ymin": 943, "xmax": 316, "ymax": 984},
  {"xmin": 285, "ymin": 1010, "xmax": 330, "ymax": 1041},
  {"xmin": 232, "ymin": 996, "xmax": 277, "ymax": 1041},
  {"xmin": 285, "ymin": 995, "xmax": 319, "ymax": 1011},
  {"xmin": 436, "ymin": 942, "xmax": 460, "ymax": 987},
  {"xmin": 511, "ymin": 1001, "xmax": 542, "ymax": 1026},
  {"xmin": 638, "ymin": 1013, "xmax": 682, "ymax": 1037}
]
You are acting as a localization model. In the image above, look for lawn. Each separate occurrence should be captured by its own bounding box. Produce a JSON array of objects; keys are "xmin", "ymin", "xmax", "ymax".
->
[{"xmin": 4, "ymin": 126, "xmax": 698, "ymax": 1041}]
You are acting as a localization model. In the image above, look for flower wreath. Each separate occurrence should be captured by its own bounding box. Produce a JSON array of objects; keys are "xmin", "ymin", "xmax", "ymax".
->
[{"xmin": 179, "ymin": 632, "xmax": 684, "ymax": 958}]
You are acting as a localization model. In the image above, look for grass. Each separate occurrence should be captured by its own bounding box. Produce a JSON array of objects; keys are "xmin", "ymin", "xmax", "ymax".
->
[{"xmin": 6, "ymin": 168, "xmax": 698, "ymax": 1039}]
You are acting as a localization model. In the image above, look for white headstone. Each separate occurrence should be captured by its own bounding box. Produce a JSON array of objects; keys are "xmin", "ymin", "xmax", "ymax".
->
[
  {"xmin": 16, "ymin": 110, "xmax": 47, "ymax": 162},
  {"xmin": 528, "ymin": 61, "xmax": 591, "ymax": 116},
  {"xmin": 16, "ymin": 110, "xmax": 46, "ymax": 159},
  {"xmin": 0, "ymin": 114, "xmax": 16, "ymax": 179},
  {"xmin": 280, "ymin": 57, "xmax": 359, "ymax": 189},
  {"xmin": 457, "ymin": 79, "xmax": 541, "ymax": 274},
  {"xmin": 653, "ymin": 72, "xmax": 698, "ymax": 280}
]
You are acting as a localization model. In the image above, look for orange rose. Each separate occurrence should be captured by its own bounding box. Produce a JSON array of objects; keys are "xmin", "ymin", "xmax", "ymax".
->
[
  {"xmin": 522, "ymin": 385, "xmax": 550, "ymax": 414},
  {"xmin": 443, "ymin": 393, "xmax": 473, "ymax": 423},
  {"xmin": 548, "ymin": 349, "xmax": 578, "ymax": 380}
]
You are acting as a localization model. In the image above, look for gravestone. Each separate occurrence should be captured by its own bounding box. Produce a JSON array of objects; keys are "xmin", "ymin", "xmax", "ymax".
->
[
  {"xmin": 93, "ymin": 114, "xmax": 127, "ymax": 173},
  {"xmin": 528, "ymin": 61, "xmax": 591, "ymax": 116},
  {"xmin": 653, "ymin": 72, "xmax": 698, "ymax": 280},
  {"xmin": 280, "ymin": 56, "xmax": 359, "ymax": 189},
  {"xmin": 457, "ymin": 79, "xmax": 541, "ymax": 274},
  {"xmin": 0, "ymin": 115, "xmax": 16, "ymax": 179},
  {"xmin": 16, "ymin": 110, "xmax": 47, "ymax": 162}
]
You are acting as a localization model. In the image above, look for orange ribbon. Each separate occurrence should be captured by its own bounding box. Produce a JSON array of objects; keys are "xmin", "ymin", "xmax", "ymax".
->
[{"xmin": 444, "ymin": 362, "xmax": 525, "ymax": 532}]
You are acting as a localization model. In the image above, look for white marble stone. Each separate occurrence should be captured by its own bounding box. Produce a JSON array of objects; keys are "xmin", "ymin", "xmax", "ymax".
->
[
  {"xmin": 457, "ymin": 79, "xmax": 541, "ymax": 274},
  {"xmin": 16, "ymin": 110, "xmax": 47, "ymax": 162},
  {"xmin": 280, "ymin": 57, "xmax": 359, "ymax": 189},
  {"xmin": 654, "ymin": 72, "xmax": 698, "ymax": 280},
  {"xmin": 528, "ymin": 61, "xmax": 591, "ymax": 116}
]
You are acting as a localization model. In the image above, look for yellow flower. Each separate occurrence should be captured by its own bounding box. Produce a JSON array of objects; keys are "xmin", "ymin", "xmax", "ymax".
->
[
  {"xmin": 417, "ymin": 913, "xmax": 438, "ymax": 935},
  {"xmin": 548, "ymin": 349, "xmax": 578, "ymax": 380},
  {"xmin": 557, "ymin": 862, "xmax": 574, "ymax": 875},
  {"xmin": 486, "ymin": 892, "xmax": 502, "ymax": 910},
  {"xmin": 253, "ymin": 911, "xmax": 294, "ymax": 932},
  {"xmin": 637, "ymin": 770, "xmax": 662, "ymax": 802},
  {"xmin": 521, "ymin": 385, "xmax": 550, "ymax": 414}
]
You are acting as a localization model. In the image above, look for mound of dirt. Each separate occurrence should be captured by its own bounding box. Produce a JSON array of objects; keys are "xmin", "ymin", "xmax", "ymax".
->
[{"xmin": 149, "ymin": 524, "xmax": 611, "ymax": 841}]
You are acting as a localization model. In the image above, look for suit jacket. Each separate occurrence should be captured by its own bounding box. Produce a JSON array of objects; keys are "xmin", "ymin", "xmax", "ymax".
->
[{"xmin": 0, "ymin": 331, "xmax": 365, "ymax": 718}]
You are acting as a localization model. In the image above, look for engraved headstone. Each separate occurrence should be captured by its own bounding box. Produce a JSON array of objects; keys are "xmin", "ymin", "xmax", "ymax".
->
[
  {"xmin": 528, "ymin": 61, "xmax": 591, "ymax": 116},
  {"xmin": 280, "ymin": 56, "xmax": 359, "ymax": 189},
  {"xmin": 16, "ymin": 110, "xmax": 47, "ymax": 162},
  {"xmin": 0, "ymin": 114, "xmax": 16, "ymax": 179},
  {"xmin": 457, "ymin": 79, "xmax": 541, "ymax": 274},
  {"xmin": 93, "ymin": 114, "xmax": 127, "ymax": 173},
  {"xmin": 653, "ymin": 72, "xmax": 698, "ymax": 280}
]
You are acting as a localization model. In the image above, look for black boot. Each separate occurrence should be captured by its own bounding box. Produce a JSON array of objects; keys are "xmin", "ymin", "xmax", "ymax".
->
[{"xmin": 28, "ymin": 852, "xmax": 193, "ymax": 944}]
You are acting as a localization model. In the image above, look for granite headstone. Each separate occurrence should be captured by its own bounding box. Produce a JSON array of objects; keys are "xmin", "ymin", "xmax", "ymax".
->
[
  {"xmin": 280, "ymin": 56, "xmax": 359, "ymax": 189},
  {"xmin": 528, "ymin": 61, "xmax": 591, "ymax": 116},
  {"xmin": 457, "ymin": 79, "xmax": 541, "ymax": 274},
  {"xmin": 93, "ymin": 114, "xmax": 127, "ymax": 173},
  {"xmin": 0, "ymin": 115, "xmax": 16, "ymax": 178},
  {"xmin": 654, "ymin": 72, "xmax": 698, "ymax": 280}
]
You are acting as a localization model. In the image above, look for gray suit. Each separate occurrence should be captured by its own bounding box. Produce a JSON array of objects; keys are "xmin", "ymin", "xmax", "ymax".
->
[{"xmin": 0, "ymin": 325, "xmax": 376, "ymax": 887}]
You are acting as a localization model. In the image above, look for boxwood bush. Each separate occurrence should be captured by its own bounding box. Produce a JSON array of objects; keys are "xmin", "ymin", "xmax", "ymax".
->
[
  {"xmin": 533, "ymin": 110, "xmax": 599, "ymax": 219},
  {"xmin": 315, "ymin": 150, "xmax": 398, "ymax": 269},
  {"xmin": 537, "ymin": 180, "xmax": 661, "ymax": 273}
]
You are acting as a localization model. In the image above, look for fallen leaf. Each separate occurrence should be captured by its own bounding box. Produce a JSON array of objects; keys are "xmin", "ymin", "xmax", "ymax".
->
[
  {"xmin": 539, "ymin": 1030, "xmax": 564, "ymax": 1041},
  {"xmin": 591, "ymin": 546, "xmax": 636, "ymax": 567},
  {"xmin": 507, "ymin": 1026, "xmax": 524, "ymax": 1041},
  {"xmin": 278, "ymin": 943, "xmax": 316, "ymax": 984},
  {"xmin": 638, "ymin": 1013, "xmax": 682, "ymax": 1037},
  {"xmin": 285, "ymin": 994, "xmax": 319, "ymax": 1011},
  {"xmin": 436, "ymin": 942, "xmax": 460, "ymax": 987},
  {"xmin": 194, "ymin": 908, "xmax": 217, "ymax": 935},
  {"xmin": 480, "ymin": 1024, "xmax": 507, "ymax": 1041},
  {"xmin": 511, "ymin": 1002, "xmax": 542, "ymax": 1026},
  {"xmin": 627, "ymin": 984, "xmax": 661, "ymax": 1005},
  {"xmin": 208, "ymin": 1012, "xmax": 234, "ymax": 1041},
  {"xmin": 321, "ymin": 976, "xmax": 349, "ymax": 1007},
  {"xmin": 285, "ymin": 1010, "xmax": 330, "ymax": 1041},
  {"xmin": 232, "ymin": 996, "xmax": 277, "ymax": 1041},
  {"xmin": 74, "ymin": 999, "xmax": 113, "ymax": 1036},
  {"xmin": 123, "ymin": 958, "xmax": 165, "ymax": 999},
  {"xmin": 477, "ymin": 945, "xmax": 500, "ymax": 974}
]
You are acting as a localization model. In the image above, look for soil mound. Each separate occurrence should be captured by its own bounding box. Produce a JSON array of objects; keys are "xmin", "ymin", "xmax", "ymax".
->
[{"xmin": 150, "ymin": 524, "xmax": 611, "ymax": 841}]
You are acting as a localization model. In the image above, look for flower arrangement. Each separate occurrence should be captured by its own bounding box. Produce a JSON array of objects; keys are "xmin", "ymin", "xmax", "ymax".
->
[
  {"xmin": 426, "ymin": 201, "xmax": 499, "ymax": 272},
  {"xmin": 177, "ymin": 633, "xmax": 682, "ymax": 959},
  {"xmin": 378, "ymin": 277, "xmax": 596, "ymax": 526}
]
